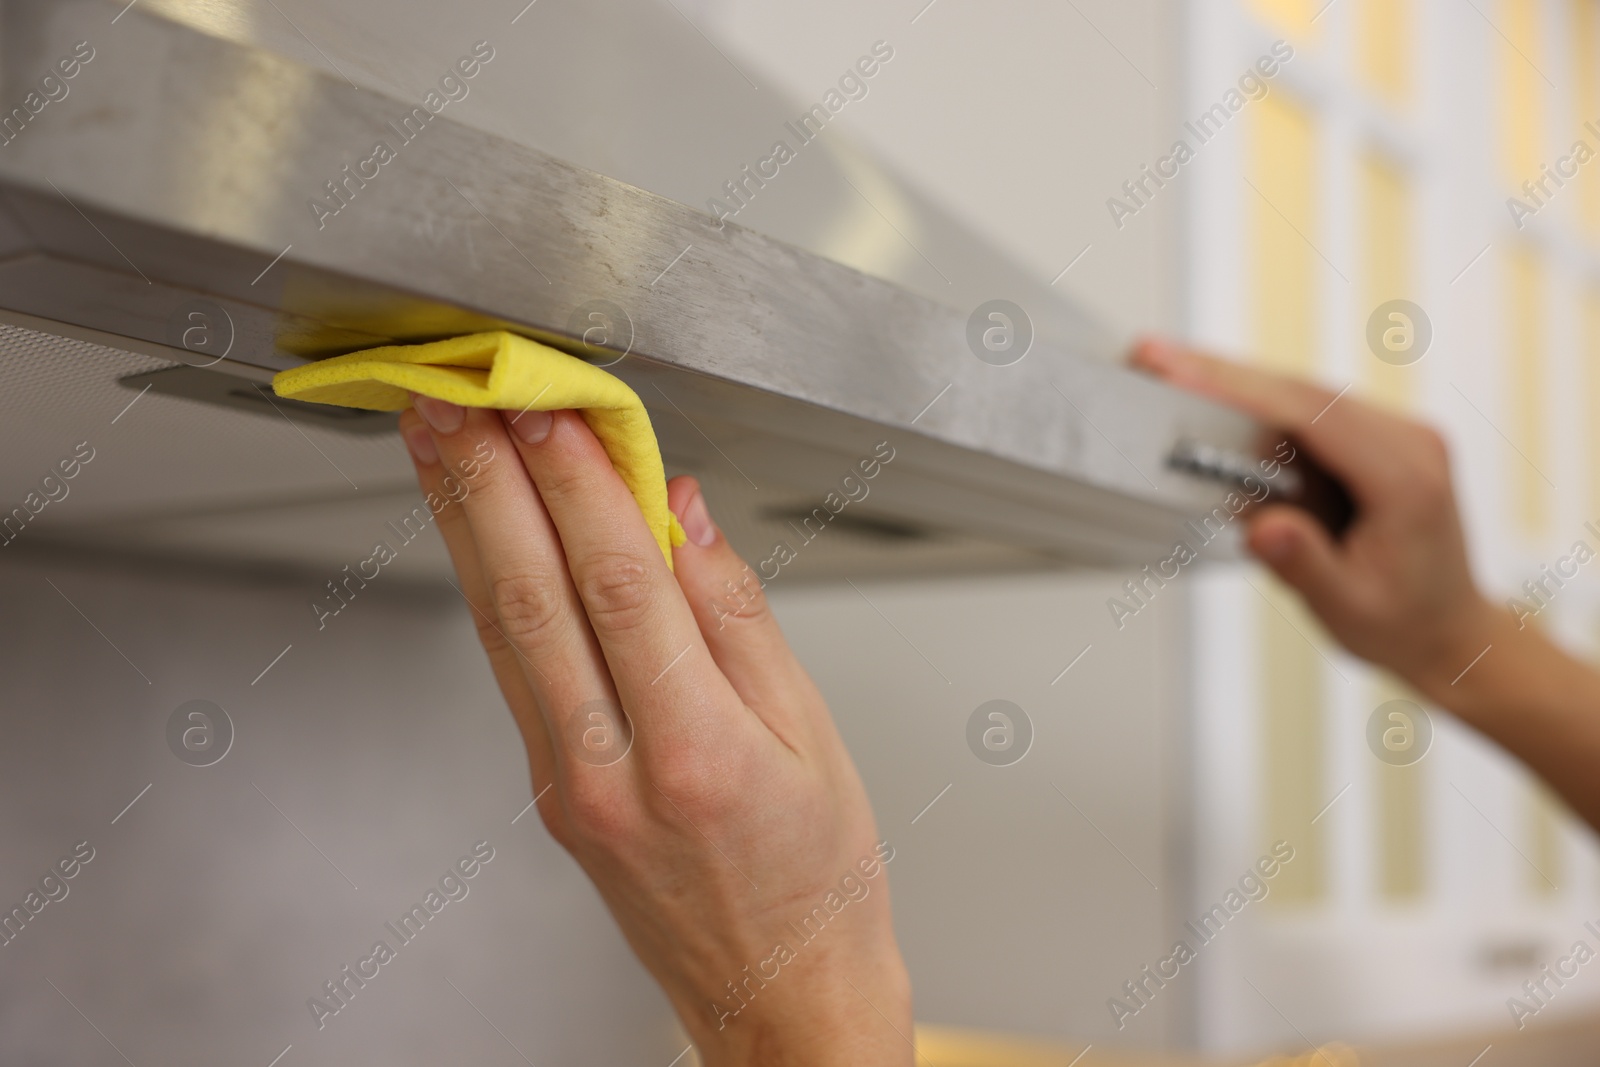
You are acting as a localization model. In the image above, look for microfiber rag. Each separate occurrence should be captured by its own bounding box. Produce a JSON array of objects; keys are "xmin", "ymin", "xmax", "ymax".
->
[{"xmin": 271, "ymin": 331, "xmax": 687, "ymax": 565}]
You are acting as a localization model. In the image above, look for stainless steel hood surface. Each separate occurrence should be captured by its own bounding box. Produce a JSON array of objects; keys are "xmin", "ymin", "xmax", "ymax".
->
[{"xmin": 0, "ymin": 0, "xmax": 1264, "ymax": 579}]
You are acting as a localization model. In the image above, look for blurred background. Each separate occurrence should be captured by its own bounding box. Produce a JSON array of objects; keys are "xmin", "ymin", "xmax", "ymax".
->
[{"xmin": 2, "ymin": 0, "xmax": 1599, "ymax": 1064}]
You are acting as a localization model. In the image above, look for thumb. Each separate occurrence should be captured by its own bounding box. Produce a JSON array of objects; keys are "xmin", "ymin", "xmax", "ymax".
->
[
  {"xmin": 1246, "ymin": 504, "xmax": 1345, "ymax": 609},
  {"xmin": 666, "ymin": 477, "xmax": 818, "ymax": 733}
]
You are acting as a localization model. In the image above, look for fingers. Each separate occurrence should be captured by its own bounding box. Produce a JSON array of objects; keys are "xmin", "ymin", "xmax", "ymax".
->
[
  {"xmin": 398, "ymin": 409, "xmax": 558, "ymax": 794},
  {"xmin": 1246, "ymin": 503, "xmax": 1346, "ymax": 613},
  {"xmin": 1129, "ymin": 336, "xmax": 1406, "ymax": 498},
  {"xmin": 410, "ymin": 397, "xmax": 628, "ymax": 785},
  {"xmin": 666, "ymin": 477, "xmax": 821, "ymax": 747},
  {"xmin": 500, "ymin": 408, "xmax": 741, "ymax": 751},
  {"xmin": 1130, "ymin": 336, "xmax": 1337, "ymax": 425}
]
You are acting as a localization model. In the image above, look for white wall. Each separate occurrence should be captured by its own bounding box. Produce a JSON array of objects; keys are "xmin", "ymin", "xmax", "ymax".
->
[
  {"xmin": 772, "ymin": 569, "xmax": 1194, "ymax": 1048},
  {"xmin": 0, "ymin": 544, "xmax": 1197, "ymax": 1061},
  {"xmin": 0, "ymin": 554, "xmax": 679, "ymax": 1067},
  {"xmin": 695, "ymin": 0, "xmax": 1187, "ymax": 339}
]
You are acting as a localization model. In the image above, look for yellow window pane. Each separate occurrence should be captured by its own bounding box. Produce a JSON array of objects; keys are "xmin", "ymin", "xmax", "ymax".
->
[
  {"xmin": 1507, "ymin": 245, "xmax": 1548, "ymax": 535},
  {"xmin": 1251, "ymin": 93, "xmax": 1319, "ymax": 375},
  {"xmin": 1260, "ymin": 580, "xmax": 1327, "ymax": 906},
  {"xmin": 1575, "ymin": 0, "xmax": 1600, "ymax": 236},
  {"xmin": 1375, "ymin": 763, "xmax": 1426, "ymax": 899},
  {"xmin": 1361, "ymin": 153, "xmax": 1413, "ymax": 409},
  {"xmin": 1250, "ymin": 0, "xmax": 1317, "ymax": 40},
  {"xmin": 1356, "ymin": 0, "xmax": 1410, "ymax": 103},
  {"xmin": 1371, "ymin": 679, "xmax": 1426, "ymax": 900},
  {"xmin": 1502, "ymin": 0, "xmax": 1542, "ymax": 183},
  {"xmin": 1527, "ymin": 783, "xmax": 1564, "ymax": 896}
]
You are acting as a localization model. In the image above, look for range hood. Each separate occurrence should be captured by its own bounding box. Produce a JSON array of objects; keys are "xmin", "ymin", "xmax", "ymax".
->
[{"xmin": 0, "ymin": 0, "xmax": 1282, "ymax": 582}]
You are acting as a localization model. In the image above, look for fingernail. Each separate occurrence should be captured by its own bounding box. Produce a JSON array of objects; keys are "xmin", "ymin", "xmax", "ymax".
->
[
  {"xmin": 413, "ymin": 395, "xmax": 465, "ymax": 434},
  {"xmin": 680, "ymin": 489, "xmax": 717, "ymax": 547},
  {"xmin": 509, "ymin": 408, "xmax": 554, "ymax": 444},
  {"xmin": 402, "ymin": 424, "xmax": 439, "ymax": 466}
]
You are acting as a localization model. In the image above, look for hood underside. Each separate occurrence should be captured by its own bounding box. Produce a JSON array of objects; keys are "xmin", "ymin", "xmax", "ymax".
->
[{"xmin": 0, "ymin": 0, "xmax": 1272, "ymax": 583}]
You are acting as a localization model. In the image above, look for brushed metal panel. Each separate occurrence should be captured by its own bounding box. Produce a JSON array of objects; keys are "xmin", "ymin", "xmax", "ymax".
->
[{"xmin": 0, "ymin": 0, "xmax": 1269, "ymax": 570}]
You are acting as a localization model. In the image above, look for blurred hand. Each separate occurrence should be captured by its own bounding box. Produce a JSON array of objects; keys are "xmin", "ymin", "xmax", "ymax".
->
[
  {"xmin": 1129, "ymin": 338, "xmax": 1497, "ymax": 695},
  {"xmin": 399, "ymin": 398, "xmax": 911, "ymax": 1067},
  {"xmin": 1130, "ymin": 337, "xmax": 1600, "ymax": 831}
]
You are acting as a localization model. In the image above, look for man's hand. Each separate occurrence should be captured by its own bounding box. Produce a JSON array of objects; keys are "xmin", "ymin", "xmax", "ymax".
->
[
  {"xmin": 1132, "ymin": 337, "xmax": 1600, "ymax": 831},
  {"xmin": 399, "ymin": 398, "xmax": 912, "ymax": 1067}
]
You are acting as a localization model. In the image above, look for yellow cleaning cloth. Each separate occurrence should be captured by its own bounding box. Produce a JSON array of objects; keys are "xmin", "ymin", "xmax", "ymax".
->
[{"xmin": 271, "ymin": 331, "xmax": 687, "ymax": 565}]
